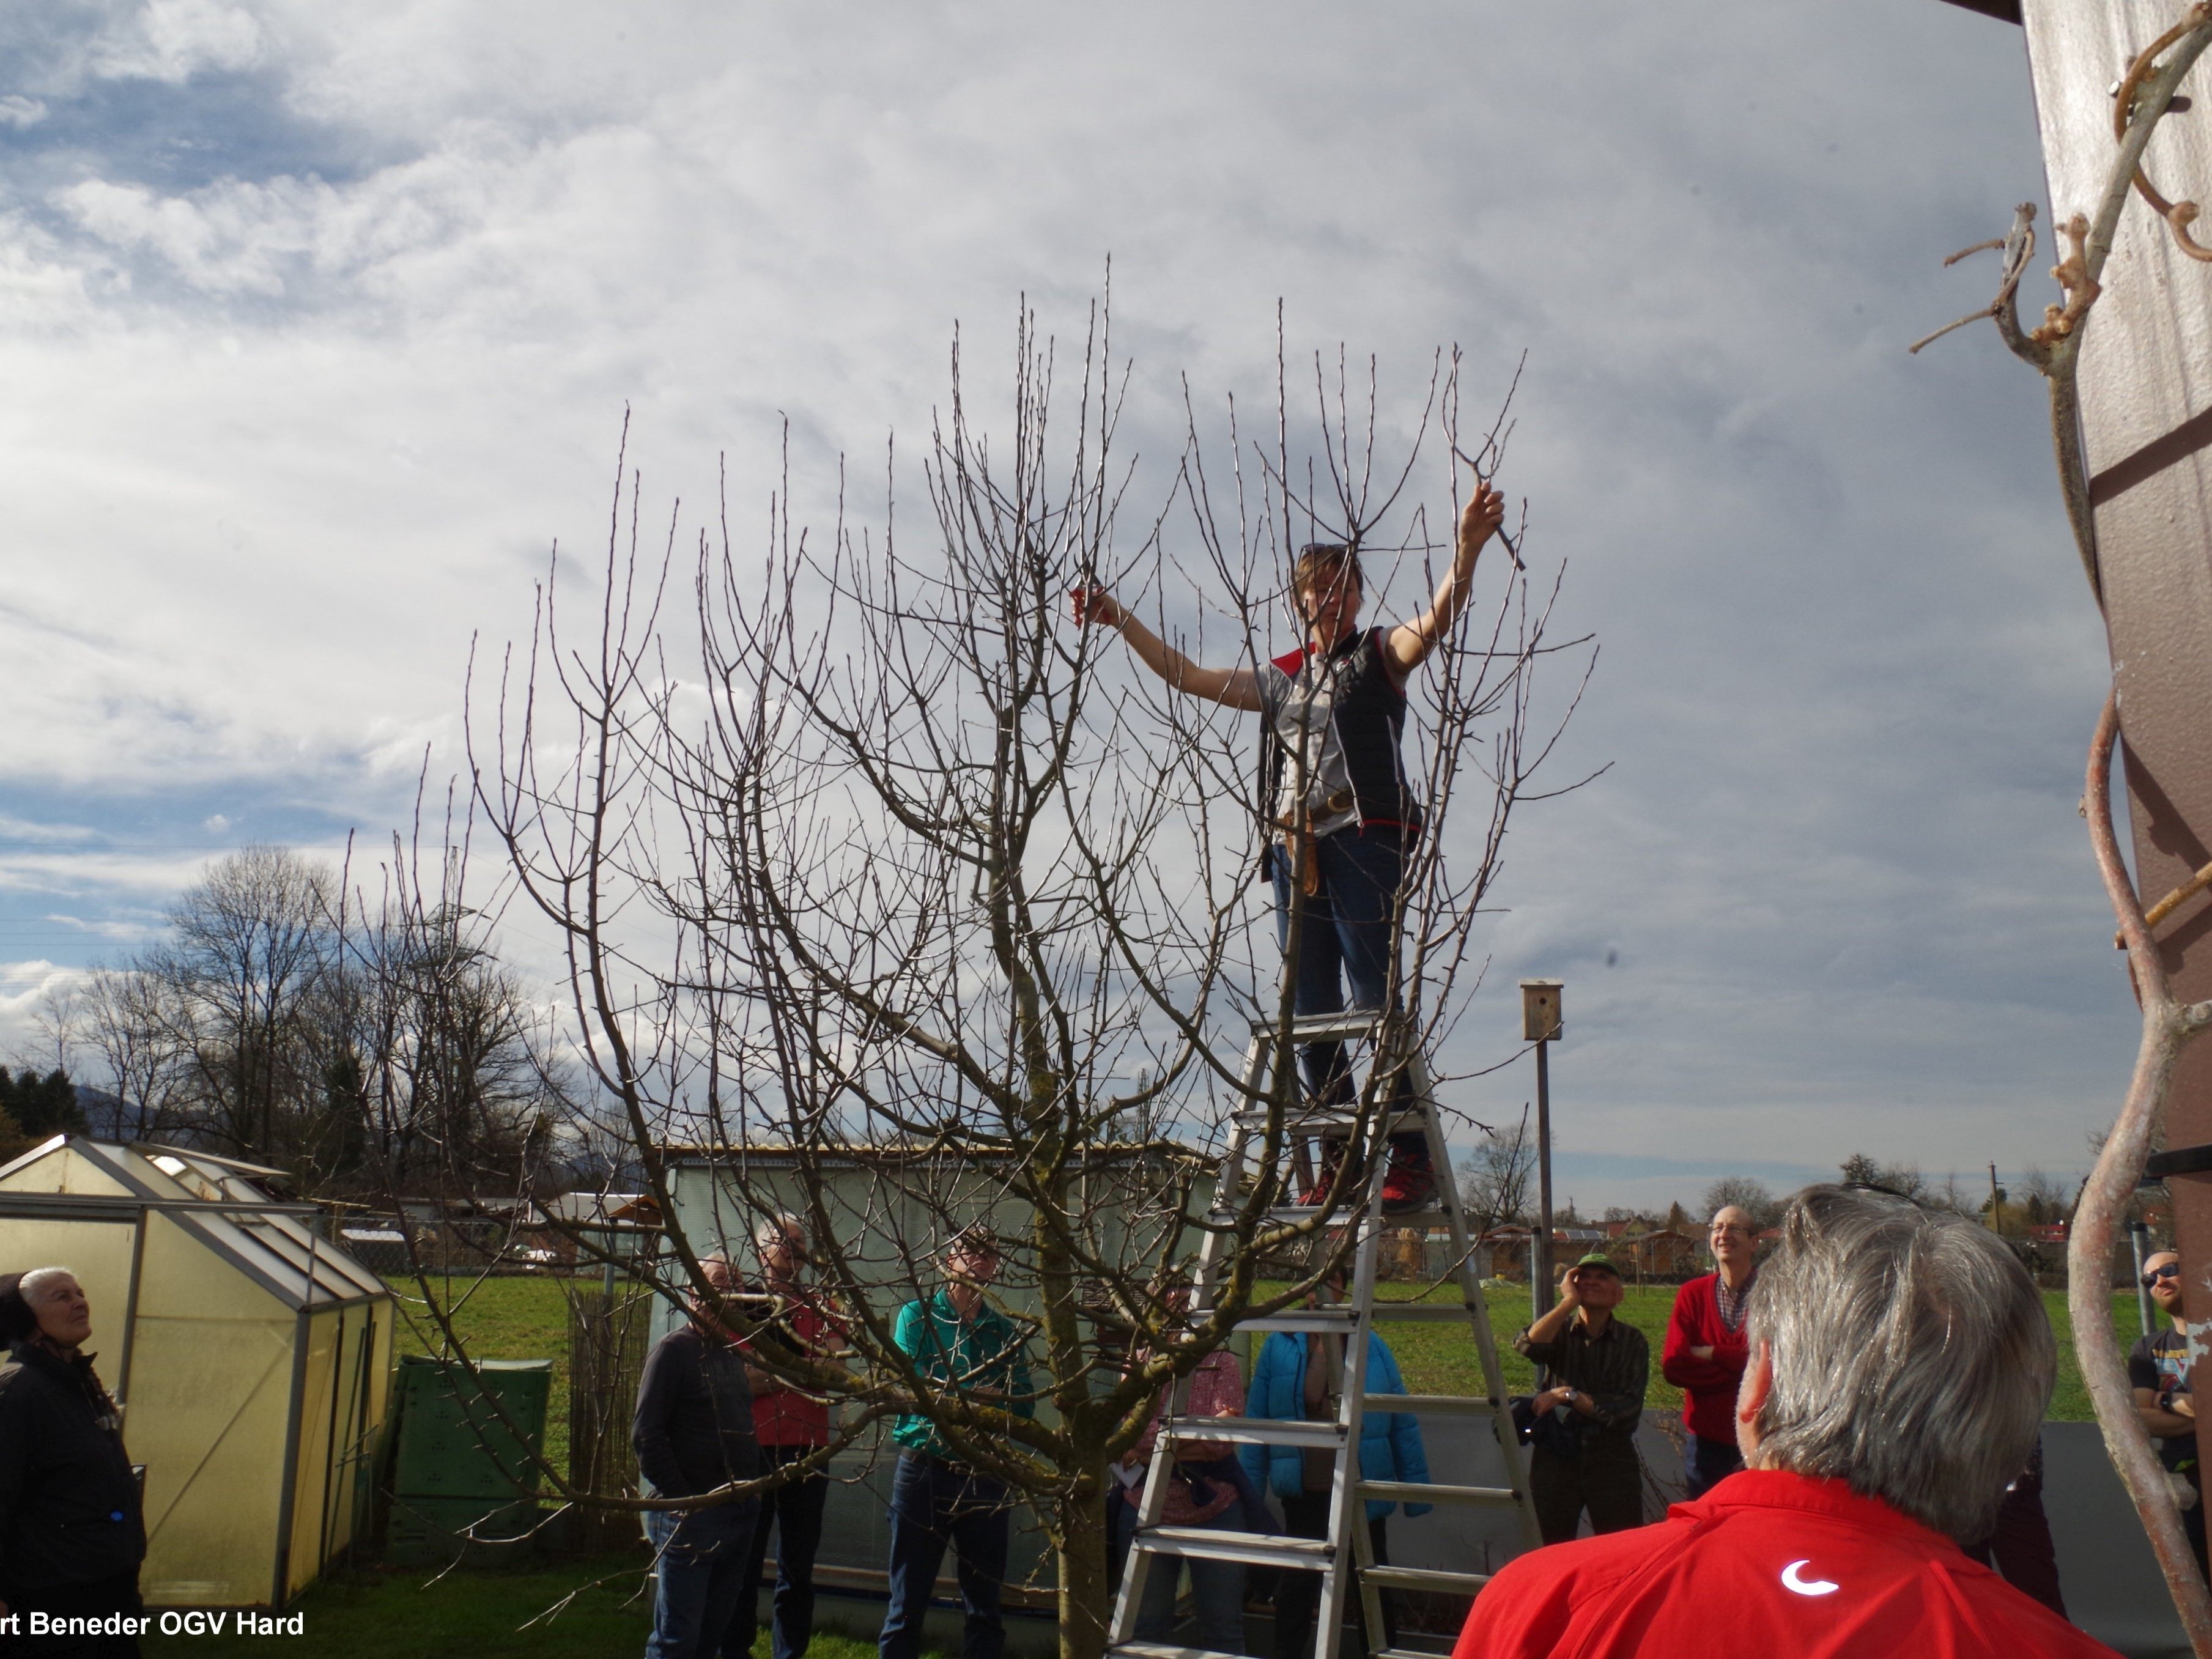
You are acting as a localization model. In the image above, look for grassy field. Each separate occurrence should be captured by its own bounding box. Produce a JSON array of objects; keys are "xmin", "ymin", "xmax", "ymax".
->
[
  {"xmin": 1377, "ymin": 1281, "xmax": 2118, "ymax": 1422},
  {"xmin": 390, "ymin": 1273, "xmax": 601, "ymax": 1472},
  {"xmin": 387, "ymin": 1273, "xmax": 2135, "ymax": 1436}
]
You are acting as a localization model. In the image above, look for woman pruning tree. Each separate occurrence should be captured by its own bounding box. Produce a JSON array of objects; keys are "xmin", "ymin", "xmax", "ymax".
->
[{"xmin": 1073, "ymin": 471, "xmax": 1506, "ymax": 1210}]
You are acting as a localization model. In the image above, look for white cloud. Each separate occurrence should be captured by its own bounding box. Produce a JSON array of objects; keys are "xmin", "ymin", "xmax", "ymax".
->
[
  {"xmin": 92, "ymin": 0, "xmax": 263, "ymax": 84},
  {"xmin": 0, "ymin": 97, "xmax": 48, "ymax": 130},
  {"xmin": 0, "ymin": 0, "xmax": 2137, "ymax": 1202}
]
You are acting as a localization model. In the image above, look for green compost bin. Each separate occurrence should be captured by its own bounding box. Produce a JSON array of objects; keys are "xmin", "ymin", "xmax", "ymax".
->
[{"xmin": 388, "ymin": 1356, "xmax": 553, "ymax": 1563}]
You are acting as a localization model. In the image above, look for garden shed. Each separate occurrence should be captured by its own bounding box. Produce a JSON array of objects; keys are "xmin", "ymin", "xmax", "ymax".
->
[{"xmin": 0, "ymin": 1136, "xmax": 393, "ymax": 1608}]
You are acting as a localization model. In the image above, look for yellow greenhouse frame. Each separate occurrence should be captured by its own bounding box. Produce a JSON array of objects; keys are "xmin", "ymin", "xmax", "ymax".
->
[{"xmin": 0, "ymin": 1137, "xmax": 394, "ymax": 1609}]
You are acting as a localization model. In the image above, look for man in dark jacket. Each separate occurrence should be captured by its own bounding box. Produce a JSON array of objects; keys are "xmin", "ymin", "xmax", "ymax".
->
[
  {"xmin": 635, "ymin": 1256, "xmax": 761, "ymax": 1659},
  {"xmin": 0, "ymin": 1267, "xmax": 147, "ymax": 1657}
]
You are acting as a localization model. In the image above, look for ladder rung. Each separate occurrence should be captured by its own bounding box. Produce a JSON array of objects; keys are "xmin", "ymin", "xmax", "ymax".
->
[
  {"xmin": 1137, "ymin": 1525, "xmax": 1335, "ymax": 1571},
  {"xmin": 1366, "ymin": 1393, "xmax": 1501, "ymax": 1416},
  {"xmin": 1227, "ymin": 1107, "xmax": 1430, "ymax": 1131},
  {"xmin": 1361, "ymin": 1565, "xmax": 1493, "ymax": 1594},
  {"xmin": 1206, "ymin": 1208, "xmax": 1456, "ymax": 1232},
  {"xmin": 1372, "ymin": 1647, "xmax": 1462, "ymax": 1659},
  {"xmin": 1369, "ymin": 1304, "xmax": 1485, "ymax": 1323},
  {"xmin": 1192, "ymin": 1307, "xmax": 1362, "ymax": 1333},
  {"xmin": 1163, "ymin": 1414, "xmax": 1343, "ymax": 1447},
  {"xmin": 1248, "ymin": 1015, "xmax": 1391, "ymax": 1043},
  {"xmin": 1111, "ymin": 1645, "xmax": 1249, "ymax": 1659},
  {"xmin": 1357, "ymin": 1479, "xmax": 1521, "ymax": 1506},
  {"xmin": 1206, "ymin": 1204, "xmax": 1342, "ymax": 1225}
]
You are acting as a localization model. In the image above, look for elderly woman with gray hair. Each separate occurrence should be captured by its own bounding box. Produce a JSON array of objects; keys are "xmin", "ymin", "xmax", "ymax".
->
[
  {"xmin": 0, "ymin": 1266, "xmax": 147, "ymax": 1656},
  {"xmin": 1454, "ymin": 1186, "xmax": 2120, "ymax": 1659}
]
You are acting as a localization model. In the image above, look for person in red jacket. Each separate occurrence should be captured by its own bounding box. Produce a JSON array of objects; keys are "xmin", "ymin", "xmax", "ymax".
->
[
  {"xmin": 1660, "ymin": 1205, "xmax": 1759, "ymax": 1498},
  {"xmin": 1452, "ymin": 1185, "xmax": 2120, "ymax": 1659},
  {"xmin": 723, "ymin": 1217, "xmax": 844, "ymax": 1659}
]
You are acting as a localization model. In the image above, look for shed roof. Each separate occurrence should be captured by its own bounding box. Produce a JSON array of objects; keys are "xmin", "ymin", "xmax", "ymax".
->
[{"xmin": 0, "ymin": 1137, "xmax": 388, "ymax": 1311}]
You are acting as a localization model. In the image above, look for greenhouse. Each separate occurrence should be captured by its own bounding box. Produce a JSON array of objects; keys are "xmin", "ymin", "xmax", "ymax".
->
[{"xmin": 0, "ymin": 1137, "xmax": 393, "ymax": 1608}]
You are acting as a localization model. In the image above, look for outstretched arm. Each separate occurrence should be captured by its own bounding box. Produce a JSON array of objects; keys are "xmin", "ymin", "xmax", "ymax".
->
[
  {"xmin": 1073, "ymin": 586, "xmax": 1263, "ymax": 712},
  {"xmin": 1383, "ymin": 476, "xmax": 1506, "ymax": 675}
]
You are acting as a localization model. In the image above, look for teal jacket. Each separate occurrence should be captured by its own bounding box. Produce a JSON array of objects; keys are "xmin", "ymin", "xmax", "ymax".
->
[
  {"xmin": 890, "ymin": 1290, "xmax": 1035, "ymax": 1455},
  {"xmin": 1240, "ymin": 1329, "xmax": 1432, "ymax": 1519}
]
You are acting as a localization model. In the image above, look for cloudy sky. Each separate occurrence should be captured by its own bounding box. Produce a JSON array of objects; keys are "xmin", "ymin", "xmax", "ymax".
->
[{"xmin": 0, "ymin": 0, "xmax": 2135, "ymax": 1212}]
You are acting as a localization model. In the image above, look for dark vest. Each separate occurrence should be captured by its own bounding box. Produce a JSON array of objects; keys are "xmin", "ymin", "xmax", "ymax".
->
[{"xmin": 1256, "ymin": 628, "xmax": 1421, "ymax": 859}]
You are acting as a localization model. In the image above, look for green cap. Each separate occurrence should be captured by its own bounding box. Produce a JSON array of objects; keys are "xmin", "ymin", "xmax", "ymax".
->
[{"xmin": 1570, "ymin": 1251, "xmax": 1621, "ymax": 1276}]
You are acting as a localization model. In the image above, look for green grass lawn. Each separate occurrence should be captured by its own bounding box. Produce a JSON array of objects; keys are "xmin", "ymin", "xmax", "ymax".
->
[
  {"xmin": 1348, "ymin": 1280, "xmax": 2132, "ymax": 1422},
  {"xmin": 391, "ymin": 1273, "xmax": 599, "ymax": 1472},
  {"xmin": 386, "ymin": 1274, "xmax": 2140, "ymax": 1454}
]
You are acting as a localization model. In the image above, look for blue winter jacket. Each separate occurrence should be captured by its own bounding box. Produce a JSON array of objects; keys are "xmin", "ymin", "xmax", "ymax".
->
[{"xmin": 1239, "ymin": 1329, "xmax": 1432, "ymax": 1519}]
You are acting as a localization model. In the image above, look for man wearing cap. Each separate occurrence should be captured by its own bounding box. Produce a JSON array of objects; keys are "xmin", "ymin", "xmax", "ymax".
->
[{"xmin": 1515, "ymin": 1251, "xmax": 1648, "ymax": 1544}]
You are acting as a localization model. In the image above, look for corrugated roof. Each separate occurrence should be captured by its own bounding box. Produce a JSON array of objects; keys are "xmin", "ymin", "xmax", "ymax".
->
[{"xmin": 0, "ymin": 1139, "xmax": 387, "ymax": 1310}]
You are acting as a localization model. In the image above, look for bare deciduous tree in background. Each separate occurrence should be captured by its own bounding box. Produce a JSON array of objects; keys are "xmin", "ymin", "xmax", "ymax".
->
[{"xmin": 1457, "ymin": 1103, "xmax": 1537, "ymax": 1233}]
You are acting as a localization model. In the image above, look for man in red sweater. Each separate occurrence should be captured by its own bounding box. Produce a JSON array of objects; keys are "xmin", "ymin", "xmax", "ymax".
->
[
  {"xmin": 1452, "ymin": 1186, "xmax": 2120, "ymax": 1659},
  {"xmin": 1660, "ymin": 1205, "xmax": 1759, "ymax": 1498}
]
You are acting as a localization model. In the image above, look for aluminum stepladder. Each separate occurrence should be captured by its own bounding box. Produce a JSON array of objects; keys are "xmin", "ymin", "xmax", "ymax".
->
[{"xmin": 1107, "ymin": 1013, "xmax": 1542, "ymax": 1659}]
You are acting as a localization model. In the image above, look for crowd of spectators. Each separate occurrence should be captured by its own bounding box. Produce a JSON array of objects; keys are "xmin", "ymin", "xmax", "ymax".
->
[{"xmin": 0, "ymin": 1178, "xmax": 2166, "ymax": 1659}]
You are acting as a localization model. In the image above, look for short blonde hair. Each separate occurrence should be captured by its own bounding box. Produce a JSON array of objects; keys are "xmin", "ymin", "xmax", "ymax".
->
[{"xmin": 1293, "ymin": 542, "xmax": 1361, "ymax": 599}]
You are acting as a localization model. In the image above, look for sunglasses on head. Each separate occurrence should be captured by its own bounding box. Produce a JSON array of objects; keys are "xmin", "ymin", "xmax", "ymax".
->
[{"xmin": 2145, "ymin": 1262, "xmax": 2183, "ymax": 1287}]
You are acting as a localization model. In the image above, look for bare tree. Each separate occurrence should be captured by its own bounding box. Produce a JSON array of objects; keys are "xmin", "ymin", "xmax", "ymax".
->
[
  {"xmin": 1917, "ymin": 12, "xmax": 2212, "ymax": 1644},
  {"xmin": 472, "ymin": 301, "xmax": 1594, "ymax": 1659},
  {"xmin": 66, "ymin": 841, "xmax": 572, "ymax": 1193},
  {"xmin": 1698, "ymin": 1174, "xmax": 1777, "ymax": 1229},
  {"xmin": 1459, "ymin": 1104, "xmax": 1537, "ymax": 1233}
]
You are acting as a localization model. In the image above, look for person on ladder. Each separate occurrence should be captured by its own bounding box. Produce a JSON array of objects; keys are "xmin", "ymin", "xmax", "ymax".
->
[{"xmin": 1073, "ymin": 470, "xmax": 1508, "ymax": 1212}]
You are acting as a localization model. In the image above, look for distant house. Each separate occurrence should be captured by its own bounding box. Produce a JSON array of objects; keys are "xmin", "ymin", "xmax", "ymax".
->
[{"xmin": 1615, "ymin": 1227, "xmax": 1702, "ymax": 1280}]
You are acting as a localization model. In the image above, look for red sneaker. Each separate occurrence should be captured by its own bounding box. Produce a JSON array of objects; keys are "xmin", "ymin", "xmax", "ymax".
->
[{"xmin": 1381, "ymin": 1144, "xmax": 1436, "ymax": 1214}]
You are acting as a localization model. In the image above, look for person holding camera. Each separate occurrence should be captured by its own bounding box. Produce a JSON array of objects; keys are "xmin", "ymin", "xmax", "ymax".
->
[
  {"xmin": 1515, "ymin": 1252, "xmax": 1648, "ymax": 1545},
  {"xmin": 2131, "ymin": 1249, "xmax": 2206, "ymax": 1578}
]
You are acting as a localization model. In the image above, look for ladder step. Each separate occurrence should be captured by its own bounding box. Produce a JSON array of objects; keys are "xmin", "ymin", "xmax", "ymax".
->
[
  {"xmin": 1372, "ymin": 1648, "xmax": 1463, "ymax": 1659},
  {"xmin": 1369, "ymin": 1304, "xmax": 1487, "ymax": 1323},
  {"xmin": 1162, "ymin": 1414, "xmax": 1343, "ymax": 1447},
  {"xmin": 1110, "ymin": 1645, "xmax": 1250, "ymax": 1659},
  {"xmin": 1365, "ymin": 1393, "xmax": 1501, "ymax": 1416},
  {"xmin": 1358, "ymin": 1479, "xmax": 1522, "ymax": 1506},
  {"xmin": 1227, "ymin": 1107, "xmax": 1430, "ymax": 1132},
  {"xmin": 1361, "ymin": 1565, "xmax": 1493, "ymax": 1594},
  {"xmin": 1136, "ymin": 1525, "xmax": 1336, "ymax": 1572},
  {"xmin": 1248, "ymin": 1015, "xmax": 1394, "ymax": 1043},
  {"xmin": 1206, "ymin": 1205, "xmax": 1462, "ymax": 1230},
  {"xmin": 1191, "ymin": 1307, "xmax": 1363, "ymax": 1333},
  {"xmin": 1206, "ymin": 1204, "xmax": 1345, "ymax": 1226}
]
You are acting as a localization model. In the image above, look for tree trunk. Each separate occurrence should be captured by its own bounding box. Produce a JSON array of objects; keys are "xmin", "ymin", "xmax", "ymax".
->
[{"xmin": 1056, "ymin": 1480, "xmax": 1112, "ymax": 1659}]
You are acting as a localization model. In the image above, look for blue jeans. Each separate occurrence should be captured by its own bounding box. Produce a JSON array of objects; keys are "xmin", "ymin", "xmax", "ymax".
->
[
  {"xmin": 1134, "ymin": 1496, "xmax": 1249, "ymax": 1653},
  {"xmin": 725, "ymin": 1445, "xmax": 830, "ymax": 1659},
  {"xmin": 1273, "ymin": 828, "xmax": 1424, "ymax": 1161},
  {"xmin": 1682, "ymin": 1433, "xmax": 1742, "ymax": 1500},
  {"xmin": 648, "ymin": 1500, "xmax": 760, "ymax": 1659},
  {"xmin": 879, "ymin": 1453, "xmax": 1012, "ymax": 1659}
]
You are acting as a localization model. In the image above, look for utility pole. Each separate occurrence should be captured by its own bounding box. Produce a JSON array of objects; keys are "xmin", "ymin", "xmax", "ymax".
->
[
  {"xmin": 1988, "ymin": 1161, "xmax": 2003, "ymax": 1233},
  {"xmin": 1522, "ymin": 980, "xmax": 1564, "ymax": 1320}
]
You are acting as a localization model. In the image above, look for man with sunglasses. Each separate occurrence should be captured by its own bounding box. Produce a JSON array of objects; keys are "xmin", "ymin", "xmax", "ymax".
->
[{"xmin": 2129, "ymin": 1251, "xmax": 2207, "ymax": 1576}]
